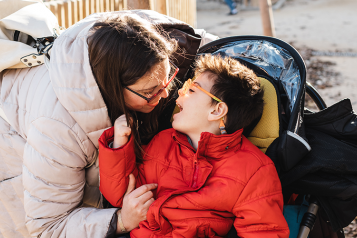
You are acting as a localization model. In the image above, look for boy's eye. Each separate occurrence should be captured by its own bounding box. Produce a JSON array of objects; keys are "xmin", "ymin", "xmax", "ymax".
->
[{"xmin": 189, "ymin": 88, "xmax": 195, "ymax": 93}]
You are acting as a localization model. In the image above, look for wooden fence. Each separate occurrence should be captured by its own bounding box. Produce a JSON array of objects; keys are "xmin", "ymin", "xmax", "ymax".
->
[{"xmin": 43, "ymin": 0, "xmax": 196, "ymax": 29}]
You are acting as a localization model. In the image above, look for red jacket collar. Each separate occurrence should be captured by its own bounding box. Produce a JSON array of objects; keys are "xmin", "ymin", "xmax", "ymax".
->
[{"xmin": 172, "ymin": 128, "xmax": 243, "ymax": 158}]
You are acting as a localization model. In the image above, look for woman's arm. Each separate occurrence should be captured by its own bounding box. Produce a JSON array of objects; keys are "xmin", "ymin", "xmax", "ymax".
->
[
  {"xmin": 23, "ymin": 117, "xmax": 156, "ymax": 237},
  {"xmin": 23, "ymin": 117, "xmax": 117, "ymax": 238}
]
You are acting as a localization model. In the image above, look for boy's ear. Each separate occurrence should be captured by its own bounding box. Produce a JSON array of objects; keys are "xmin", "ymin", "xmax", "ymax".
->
[{"xmin": 208, "ymin": 102, "xmax": 228, "ymax": 121}]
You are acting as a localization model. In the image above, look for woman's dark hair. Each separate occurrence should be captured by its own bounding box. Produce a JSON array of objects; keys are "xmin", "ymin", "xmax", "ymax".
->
[
  {"xmin": 194, "ymin": 54, "xmax": 265, "ymax": 134},
  {"xmin": 87, "ymin": 13, "xmax": 177, "ymax": 163}
]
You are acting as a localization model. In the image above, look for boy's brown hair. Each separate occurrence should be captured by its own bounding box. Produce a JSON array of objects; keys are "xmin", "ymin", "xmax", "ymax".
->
[{"xmin": 194, "ymin": 54, "xmax": 264, "ymax": 134}]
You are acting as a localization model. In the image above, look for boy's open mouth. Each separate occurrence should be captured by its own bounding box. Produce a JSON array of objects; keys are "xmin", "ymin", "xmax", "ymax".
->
[{"xmin": 177, "ymin": 103, "xmax": 183, "ymax": 112}]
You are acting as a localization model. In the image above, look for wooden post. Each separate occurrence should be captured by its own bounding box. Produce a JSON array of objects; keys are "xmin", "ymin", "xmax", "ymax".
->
[
  {"xmin": 72, "ymin": 0, "xmax": 78, "ymax": 24},
  {"xmin": 78, "ymin": 0, "xmax": 84, "ymax": 20},
  {"xmin": 90, "ymin": 0, "xmax": 95, "ymax": 14},
  {"xmin": 128, "ymin": 0, "xmax": 151, "ymax": 9},
  {"xmin": 48, "ymin": 2, "xmax": 58, "ymax": 20},
  {"xmin": 58, "ymin": 2, "xmax": 65, "ymax": 28},
  {"xmin": 83, "ymin": 0, "xmax": 90, "ymax": 18},
  {"xmin": 259, "ymin": 0, "xmax": 276, "ymax": 37},
  {"xmin": 63, "ymin": 0, "xmax": 72, "ymax": 28}
]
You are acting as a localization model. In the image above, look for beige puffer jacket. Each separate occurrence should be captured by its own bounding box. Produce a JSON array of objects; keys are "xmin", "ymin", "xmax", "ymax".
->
[{"xmin": 0, "ymin": 3, "xmax": 218, "ymax": 238}]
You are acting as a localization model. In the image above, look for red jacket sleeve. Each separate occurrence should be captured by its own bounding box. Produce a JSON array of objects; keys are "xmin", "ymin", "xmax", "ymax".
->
[
  {"xmin": 98, "ymin": 127, "xmax": 138, "ymax": 207},
  {"xmin": 232, "ymin": 163, "xmax": 290, "ymax": 238}
]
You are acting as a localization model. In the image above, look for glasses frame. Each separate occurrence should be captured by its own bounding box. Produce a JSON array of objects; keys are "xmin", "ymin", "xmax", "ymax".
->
[
  {"xmin": 179, "ymin": 76, "xmax": 223, "ymax": 103},
  {"xmin": 179, "ymin": 75, "xmax": 226, "ymax": 134},
  {"xmin": 125, "ymin": 61, "xmax": 179, "ymax": 103}
]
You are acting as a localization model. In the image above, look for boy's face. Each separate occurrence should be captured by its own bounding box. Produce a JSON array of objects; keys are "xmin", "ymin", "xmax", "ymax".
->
[{"xmin": 172, "ymin": 72, "xmax": 217, "ymax": 136}]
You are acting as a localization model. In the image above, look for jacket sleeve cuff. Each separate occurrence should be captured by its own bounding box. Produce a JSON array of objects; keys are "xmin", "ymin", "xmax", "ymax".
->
[
  {"xmin": 98, "ymin": 127, "xmax": 136, "ymax": 178},
  {"xmin": 98, "ymin": 127, "xmax": 136, "ymax": 207},
  {"xmin": 105, "ymin": 211, "xmax": 119, "ymax": 238}
]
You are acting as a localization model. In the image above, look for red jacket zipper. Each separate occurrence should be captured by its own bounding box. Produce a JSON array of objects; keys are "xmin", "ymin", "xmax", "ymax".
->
[{"xmin": 192, "ymin": 158, "xmax": 199, "ymax": 188}]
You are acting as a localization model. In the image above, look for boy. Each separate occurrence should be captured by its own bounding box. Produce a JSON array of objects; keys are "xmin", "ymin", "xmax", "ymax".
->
[{"xmin": 99, "ymin": 54, "xmax": 289, "ymax": 238}]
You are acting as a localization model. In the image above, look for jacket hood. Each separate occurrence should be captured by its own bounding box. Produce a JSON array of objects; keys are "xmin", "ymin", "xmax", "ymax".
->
[
  {"xmin": 50, "ymin": 13, "xmax": 111, "ymax": 148},
  {"xmin": 0, "ymin": 1, "xmax": 60, "ymax": 72}
]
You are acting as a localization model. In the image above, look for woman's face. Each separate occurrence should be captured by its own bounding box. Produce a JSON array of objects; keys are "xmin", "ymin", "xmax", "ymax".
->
[{"xmin": 123, "ymin": 58, "xmax": 171, "ymax": 113}]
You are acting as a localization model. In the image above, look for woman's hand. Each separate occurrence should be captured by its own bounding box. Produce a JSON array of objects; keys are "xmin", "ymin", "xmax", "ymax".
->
[
  {"xmin": 113, "ymin": 115, "xmax": 132, "ymax": 148},
  {"xmin": 118, "ymin": 174, "xmax": 157, "ymax": 234}
]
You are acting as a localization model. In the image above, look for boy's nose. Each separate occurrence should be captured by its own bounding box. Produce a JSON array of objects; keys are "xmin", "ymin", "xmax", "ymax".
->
[{"xmin": 178, "ymin": 88, "xmax": 184, "ymax": 96}]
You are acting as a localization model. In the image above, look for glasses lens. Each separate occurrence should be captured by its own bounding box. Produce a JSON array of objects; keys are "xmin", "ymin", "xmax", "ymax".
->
[
  {"xmin": 147, "ymin": 63, "xmax": 178, "ymax": 103},
  {"xmin": 180, "ymin": 79, "xmax": 192, "ymax": 96}
]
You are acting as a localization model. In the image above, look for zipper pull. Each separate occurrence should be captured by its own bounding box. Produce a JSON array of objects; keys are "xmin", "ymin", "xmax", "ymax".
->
[{"xmin": 192, "ymin": 159, "xmax": 199, "ymax": 188}]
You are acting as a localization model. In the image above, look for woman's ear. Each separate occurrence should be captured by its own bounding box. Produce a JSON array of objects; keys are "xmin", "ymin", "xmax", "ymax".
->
[{"xmin": 208, "ymin": 102, "xmax": 228, "ymax": 122}]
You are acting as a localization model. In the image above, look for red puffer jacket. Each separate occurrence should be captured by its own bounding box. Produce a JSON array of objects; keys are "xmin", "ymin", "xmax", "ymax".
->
[{"xmin": 99, "ymin": 127, "xmax": 289, "ymax": 238}]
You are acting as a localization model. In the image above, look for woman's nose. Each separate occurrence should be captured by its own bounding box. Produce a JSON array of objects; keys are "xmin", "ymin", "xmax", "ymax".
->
[{"xmin": 161, "ymin": 88, "xmax": 169, "ymax": 98}]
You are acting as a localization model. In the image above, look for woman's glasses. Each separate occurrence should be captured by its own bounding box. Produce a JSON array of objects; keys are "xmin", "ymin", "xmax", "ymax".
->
[{"xmin": 125, "ymin": 61, "xmax": 179, "ymax": 103}]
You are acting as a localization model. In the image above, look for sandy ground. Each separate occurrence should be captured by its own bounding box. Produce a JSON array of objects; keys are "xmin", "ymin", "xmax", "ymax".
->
[
  {"xmin": 197, "ymin": 0, "xmax": 357, "ymax": 109},
  {"xmin": 197, "ymin": 0, "xmax": 357, "ymax": 236}
]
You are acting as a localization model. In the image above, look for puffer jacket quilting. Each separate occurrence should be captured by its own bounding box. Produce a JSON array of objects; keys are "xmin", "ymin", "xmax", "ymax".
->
[
  {"xmin": 0, "ymin": 13, "xmax": 118, "ymax": 238},
  {"xmin": 99, "ymin": 127, "xmax": 290, "ymax": 238}
]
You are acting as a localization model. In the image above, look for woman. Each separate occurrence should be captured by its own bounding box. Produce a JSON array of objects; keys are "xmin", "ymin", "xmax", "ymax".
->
[{"xmin": 0, "ymin": 6, "xmax": 216, "ymax": 238}]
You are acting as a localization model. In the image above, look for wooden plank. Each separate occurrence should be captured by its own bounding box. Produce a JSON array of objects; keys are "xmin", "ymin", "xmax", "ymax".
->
[
  {"xmin": 155, "ymin": 0, "xmax": 166, "ymax": 14},
  {"xmin": 123, "ymin": 0, "xmax": 128, "ymax": 10},
  {"xmin": 148, "ymin": 0, "xmax": 154, "ymax": 10},
  {"xmin": 78, "ymin": 0, "xmax": 84, "ymax": 20},
  {"xmin": 109, "ymin": 0, "xmax": 114, "ymax": 11},
  {"xmin": 105, "ymin": 0, "xmax": 109, "ymax": 11},
  {"xmin": 99, "ymin": 0, "xmax": 104, "ymax": 12},
  {"xmin": 178, "ymin": 0, "xmax": 182, "ymax": 21},
  {"xmin": 128, "ymin": 0, "xmax": 150, "ymax": 9},
  {"xmin": 183, "ymin": 0, "xmax": 186, "ymax": 23},
  {"xmin": 84, "ymin": 0, "xmax": 90, "ymax": 18},
  {"xmin": 165, "ymin": 0, "xmax": 169, "ymax": 15},
  {"xmin": 191, "ymin": 0, "xmax": 197, "ymax": 27},
  {"xmin": 90, "ymin": 0, "xmax": 95, "ymax": 14},
  {"xmin": 259, "ymin": 0, "xmax": 276, "ymax": 37},
  {"xmin": 96, "ymin": 0, "xmax": 100, "ymax": 12},
  {"xmin": 48, "ymin": 2, "xmax": 59, "ymax": 20},
  {"xmin": 57, "ymin": 2, "xmax": 65, "ymax": 28},
  {"xmin": 115, "ymin": 0, "xmax": 120, "ymax": 11},
  {"xmin": 72, "ymin": 0, "xmax": 78, "ymax": 24},
  {"xmin": 63, "ymin": 0, "xmax": 72, "ymax": 28}
]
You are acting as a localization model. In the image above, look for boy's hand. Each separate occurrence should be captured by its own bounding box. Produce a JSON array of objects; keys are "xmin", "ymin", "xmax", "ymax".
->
[{"xmin": 113, "ymin": 115, "xmax": 132, "ymax": 148}]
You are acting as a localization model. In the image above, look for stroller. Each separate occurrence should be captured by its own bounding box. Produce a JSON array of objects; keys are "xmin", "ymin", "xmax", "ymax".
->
[{"xmin": 182, "ymin": 36, "xmax": 357, "ymax": 238}]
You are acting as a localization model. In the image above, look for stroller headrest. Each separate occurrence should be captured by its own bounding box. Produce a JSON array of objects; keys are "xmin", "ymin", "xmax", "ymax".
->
[{"xmin": 247, "ymin": 77, "xmax": 279, "ymax": 153}]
